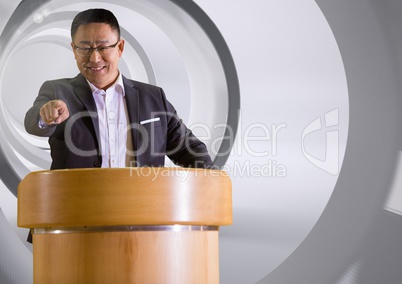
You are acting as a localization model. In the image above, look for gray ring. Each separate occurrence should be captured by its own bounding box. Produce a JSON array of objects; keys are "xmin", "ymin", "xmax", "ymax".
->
[
  {"xmin": 257, "ymin": 1, "xmax": 401, "ymax": 283},
  {"xmin": 3, "ymin": 1, "xmax": 400, "ymax": 284}
]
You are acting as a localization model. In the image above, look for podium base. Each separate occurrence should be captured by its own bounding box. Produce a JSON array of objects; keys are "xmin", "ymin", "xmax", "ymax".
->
[{"xmin": 33, "ymin": 226, "xmax": 220, "ymax": 284}]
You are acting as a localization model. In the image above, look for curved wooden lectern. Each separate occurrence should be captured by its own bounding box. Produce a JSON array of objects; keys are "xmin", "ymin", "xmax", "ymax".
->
[{"xmin": 18, "ymin": 168, "xmax": 232, "ymax": 284}]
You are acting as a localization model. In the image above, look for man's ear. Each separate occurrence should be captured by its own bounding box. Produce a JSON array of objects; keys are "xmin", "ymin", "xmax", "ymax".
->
[
  {"xmin": 118, "ymin": 39, "xmax": 125, "ymax": 57},
  {"xmin": 70, "ymin": 42, "xmax": 77, "ymax": 59}
]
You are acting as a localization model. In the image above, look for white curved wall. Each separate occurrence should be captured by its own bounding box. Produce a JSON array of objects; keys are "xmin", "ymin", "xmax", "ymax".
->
[{"xmin": 1, "ymin": 1, "xmax": 401, "ymax": 284}]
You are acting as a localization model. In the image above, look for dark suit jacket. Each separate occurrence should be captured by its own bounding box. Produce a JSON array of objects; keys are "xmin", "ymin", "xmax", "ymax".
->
[{"xmin": 25, "ymin": 74, "xmax": 213, "ymax": 169}]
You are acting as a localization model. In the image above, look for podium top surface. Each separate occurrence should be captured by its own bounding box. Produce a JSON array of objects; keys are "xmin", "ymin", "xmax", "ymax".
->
[{"xmin": 17, "ymin": 168, "xmax": 232, "ymax": 228}]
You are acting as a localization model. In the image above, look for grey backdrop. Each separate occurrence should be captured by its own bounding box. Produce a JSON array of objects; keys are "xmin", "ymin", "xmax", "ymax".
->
[{"xmin": 1, "ymin": 0, "xmax": 401, "ymax": 283}]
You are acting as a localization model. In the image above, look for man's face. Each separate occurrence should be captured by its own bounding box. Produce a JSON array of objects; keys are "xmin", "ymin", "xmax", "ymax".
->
[{"xmin": 71, "ymin": 23, "xmax": 124, "ymax": 90}]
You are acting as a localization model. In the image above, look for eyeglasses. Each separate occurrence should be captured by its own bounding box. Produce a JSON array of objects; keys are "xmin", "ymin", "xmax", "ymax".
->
[{"xmin": 73, "ymin": 40, "xmax": 120, "ymax": 56}]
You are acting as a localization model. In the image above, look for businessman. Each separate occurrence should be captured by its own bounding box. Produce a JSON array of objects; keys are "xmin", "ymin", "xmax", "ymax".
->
[{"xmin": 25, "ymin": 8, "xmax": 213, "ymax": 169}]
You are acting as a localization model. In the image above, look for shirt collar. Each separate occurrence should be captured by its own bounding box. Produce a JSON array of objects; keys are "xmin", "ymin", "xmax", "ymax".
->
[{"xmin": 87, "ymin": 72, "xmax": 125, "ymax": 97}]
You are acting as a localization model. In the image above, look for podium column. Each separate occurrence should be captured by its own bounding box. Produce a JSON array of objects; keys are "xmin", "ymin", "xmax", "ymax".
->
[{"xmin": 18, "ymin": 168, "xmax": 232, "ymax": 284}]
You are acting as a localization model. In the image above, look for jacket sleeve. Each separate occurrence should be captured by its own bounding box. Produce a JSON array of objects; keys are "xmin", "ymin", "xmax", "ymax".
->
[{"xmin": 161, "ymin": 90, "xmax": 214, "ymax": 169}]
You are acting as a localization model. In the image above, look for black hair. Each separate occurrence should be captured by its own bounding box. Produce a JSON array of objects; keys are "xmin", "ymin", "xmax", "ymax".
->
[{"xmin": 71, "ymin": 8, "xmax": 121, "ymax": 39}]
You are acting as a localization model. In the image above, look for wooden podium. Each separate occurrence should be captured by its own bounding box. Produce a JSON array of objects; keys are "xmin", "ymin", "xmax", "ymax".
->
[{"xmin": 18, "ymin": 168, "xmax": 232, "ymax": 284}]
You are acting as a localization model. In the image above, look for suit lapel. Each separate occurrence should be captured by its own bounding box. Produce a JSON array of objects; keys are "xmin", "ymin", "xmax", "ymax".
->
[
  {"xmin": 72, "ymin": 74, "xmax": 101, "ymax": 146},
  {"xmin": 70, "ymin": 74, "xmax": 141, "ymax": 164},
  {"xmin": 123, "ymin": 76, "xmax": 140, "ymax": 163}
]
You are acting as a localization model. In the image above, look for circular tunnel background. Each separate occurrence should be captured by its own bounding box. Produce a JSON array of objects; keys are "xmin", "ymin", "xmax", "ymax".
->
[{"xmin": 1, "ymin": 0, "xmax": 401, "ymax": 284}]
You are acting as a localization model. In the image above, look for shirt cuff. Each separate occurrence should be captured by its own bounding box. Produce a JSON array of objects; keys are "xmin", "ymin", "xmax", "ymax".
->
[{"xmin": 38, "ymin": 117, "xmax": 53, "ymax": 129}]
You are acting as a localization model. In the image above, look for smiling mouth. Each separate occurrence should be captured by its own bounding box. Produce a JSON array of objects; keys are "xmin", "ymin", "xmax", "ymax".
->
[{"xmin": 86, "ymin": 66, "xmax": 105, "ymax": 72}]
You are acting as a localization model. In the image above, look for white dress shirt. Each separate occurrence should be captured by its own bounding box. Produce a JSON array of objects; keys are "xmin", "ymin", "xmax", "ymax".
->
[{"xmin": 88, "ymin": 73, "xmax": 134, "ymax": 168}]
